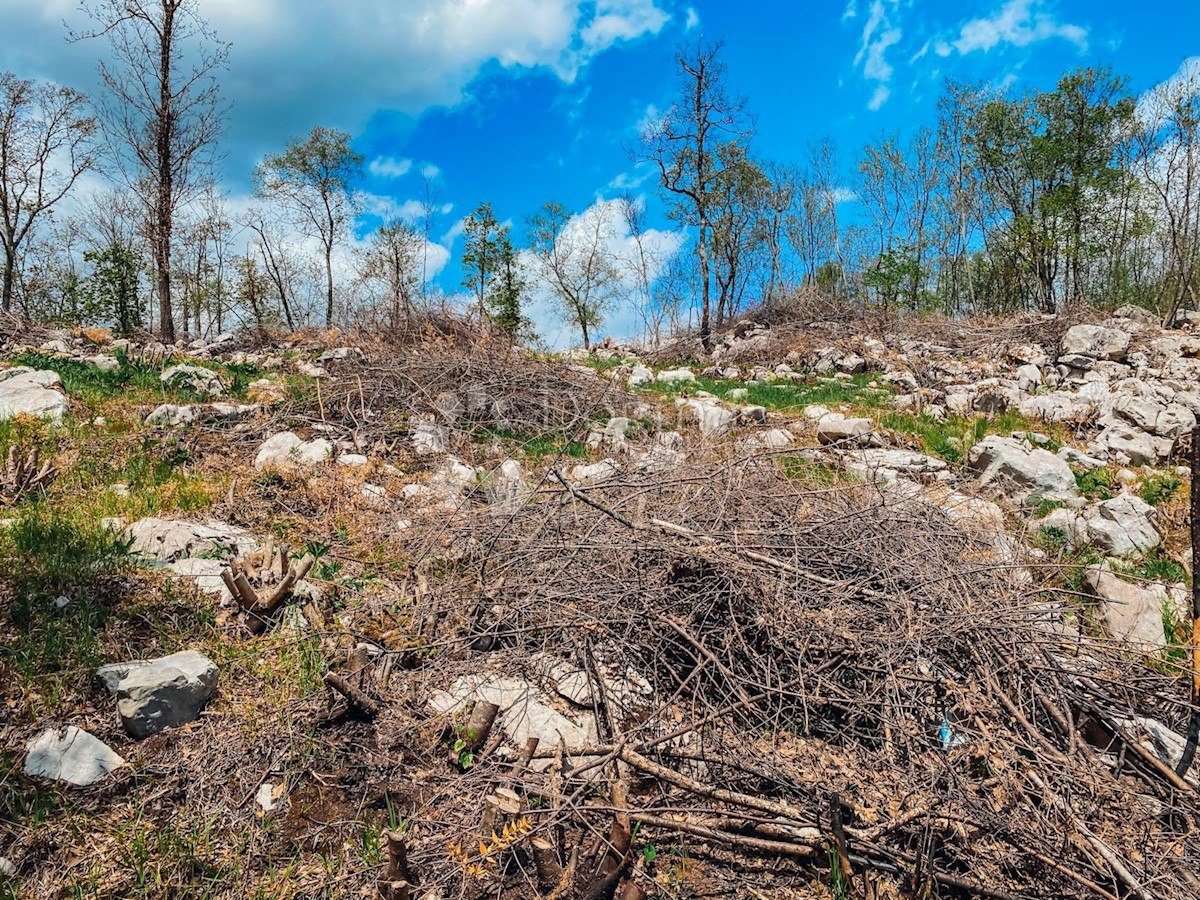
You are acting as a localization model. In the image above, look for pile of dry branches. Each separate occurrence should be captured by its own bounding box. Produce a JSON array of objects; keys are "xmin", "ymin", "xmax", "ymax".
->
[
  {"xmin": 371, "ymin": 453, "xmax": 1198, "ymax": 899},
  {"xmin": 280, "ymin": 340, "xmax": 639, "ymax": 450}
]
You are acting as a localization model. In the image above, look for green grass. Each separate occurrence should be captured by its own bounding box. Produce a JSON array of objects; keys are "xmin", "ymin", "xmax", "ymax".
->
[
  {"xmin": 878, "ymin": 408, "xmax": 1039, "ymax": 463},
  {"xmin": 1075, "ymin": 468, "xmax": 1117, "ymax": 500},
  {"xmin": 7, "ymin": 350, "xmax": 253, "ymax": 408},
  {"xmin": 779, "ymin": 456, "xmax": 847, "ymax": 485},
  {"xmin": 1120, "ymin": 549, "xmax": 1191, "ymax": 586},
  {"xmin": 639, "ymin": 373, "xmax": 893, "ymax": 411},
  {"xmin": 0, "ymin": 506, "xmax": 135, "ymax": 694},
  {"xmin": 1140, "ymin": 473, "xmax": 1182, "ymax": 507},
  {"xmin": 476, "ymin": 426, "xmax": 589, "ymax": 460}
]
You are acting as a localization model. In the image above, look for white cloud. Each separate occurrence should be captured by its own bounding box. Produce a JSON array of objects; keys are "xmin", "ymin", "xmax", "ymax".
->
[
  {"xmin": 0, "ymin": 0, "xmax": 671, "ymax": 182},
  {"xmin": 684, "ymin": 7, "xmax": 701, "ymax": 30},
  {"xmin": 368, "ymin": 156, "xmax": 413, "ymax": 179},
  {"xmin": 521, "ymin": 197, "xmax": 684, "ymax": 348},
  {"xmin": 851, "ymin": 1, "xmax": 901, "ymax": 110},
  {"xmin": 842, "ymin": 1, "xmax": 858, "ymax": 22},
  {"xmin": 831, "ymin": 187, "xmax": 860, "ymax": 205},
  {"xmin": 421, "ymin": 164, "xmax": 442, "ymax": 180},
  {"xmin": 947, "ymin": 0, "xmax": 1087, "ymax": 56}
]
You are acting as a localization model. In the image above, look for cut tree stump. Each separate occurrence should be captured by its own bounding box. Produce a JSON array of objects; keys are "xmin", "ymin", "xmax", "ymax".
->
[
  {"xmin": 220, "ymin": 540, "xmax": 315, "ymax": 635},
  {"xmin": 0, "ymin": 445, "xmax": 55, "ymax": 506}
]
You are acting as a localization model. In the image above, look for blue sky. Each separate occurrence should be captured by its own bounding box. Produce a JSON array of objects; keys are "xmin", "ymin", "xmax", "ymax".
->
[{"xmin": 0, "ymin": 0, "xmax": 1197, "ymax": 342}]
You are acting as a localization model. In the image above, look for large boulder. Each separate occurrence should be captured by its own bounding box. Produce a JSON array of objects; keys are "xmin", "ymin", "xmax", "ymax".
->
[
  {"xmin": 1083, "ymin": 495, "xmax": 1161, "ymax": 558},
  {"xmin": 967, "ymin": 435, "xmax": 1080, "ymax": 504},
  {"xmin": 1091, "ymin": 424, "xmax": 1173, "ymax": 466},
  {"xmin": 816, "ymin": 413, "xmax": 874, "ymax": 446},
  {"xmin": 1061, "ymin": 324, "xmax": 1130, "ymax": 362},
  {"xmin": 0, "ymin": 367, "xmax": 68, "ymax": 421},
  {"xmin": 126, "ymin": 517, "xmax": 256, "ymax": 563},
  {"xmin": 24, "ymin": 727, "xmax": 125, "ymax": 786},
  {"xmin": 1083, "ymin": 568, "xmax": 1175, "ymax": 651},
  {"xmin": 676, "ymin": 398, "xmax": 735, "ymax": 438},
  {"xmin": 97, "ymin": 650, "xmax": 218, "ymax": 739}
]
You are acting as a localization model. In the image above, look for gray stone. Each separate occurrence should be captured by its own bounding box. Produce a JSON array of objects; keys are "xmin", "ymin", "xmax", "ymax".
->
[
  {"xmin": 161, "ymin": 364, "xmax": 224, "ymax": 397},
  {"xmin": 0, "ymin": 367, "xmax": 68, "ymax": 421},
  {"xmin": 145, "ymin": 403, "xmax": 195, "ymax": 427},
  {"xmin": 317, "ymin": 347, "xmax": 364, "ymax": 363},
  {"xmin": 1084, "ymin": 495, "xmax": 1161, "ymax": 558},
  {"xmin": 656, "ymin": 367, "xmax": 695, "ymax": 384},
  {"xmin": 816, "ymin": 413, "xmax": 874, "ymax": 446},
  {"xmin": 410, "ymin": 418, "xmax": 452, "ymax": 456},
  {"xmin": 627, "ymin": 365, "xmax": 654, "ymax": 388},
  {"xmin": 1083, "ymin": 568, "xmax": 1170, "ymax": 650},
  {"xmin": 127, "ymin": 517, "xmax": 256, "ymax": 563},
  {"xmin": 967, "ymin": 435, "xmax": 1080, "ymax": 504},
  {"xmin": 254, "ymin": 432, "xmax": 333, "ymax": 470},
  {"xmin": 429, "ymin": 674, "xmax": 598, "ymax": 767},
  {"xmin": 1061, "ymin": 324, "xmax": 1130, "ymax": 362},
  {"xmin": 676, "ymin": 398, "xmax": 735, "ymax": 438},
  {"xmin": 24, "ymin": 726, "xmax": 125, "ymax": 786},
  {"xmin": 98, "ymin": 650, "xmax": 218, "ymax": 739},
  {"xmin": 162, "ymin": 557, "xmax": 232, "ymax": 604},
  {"xmin": 1093, "ymin": 425, "xmax": 1172, "ymax": 466}
]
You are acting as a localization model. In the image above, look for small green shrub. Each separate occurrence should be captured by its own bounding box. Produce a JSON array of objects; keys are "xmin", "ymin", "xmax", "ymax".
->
[
  {"xmin": 1140, "ymin": 473, "xmax": 1182, "ymax": 507},
  {"xmin": 1075, "ymin": 468, "xmax": 1116, "ymax": 500}
]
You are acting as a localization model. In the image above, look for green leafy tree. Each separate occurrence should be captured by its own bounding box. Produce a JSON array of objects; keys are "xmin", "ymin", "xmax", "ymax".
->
[
  {"xmin": 82, "ymin": 244, "xmax": 143, "ymax": 335},
  {"xmin": 461, "ymin": 202, "xmax": 503, "ymax": 326},
  {"xmin": 254, "ymin": 127, "xmax": 363, "ymax": 327},
  {"xmin": 487, "ymin": 232, "xmax": 529, "ymax": 340}
]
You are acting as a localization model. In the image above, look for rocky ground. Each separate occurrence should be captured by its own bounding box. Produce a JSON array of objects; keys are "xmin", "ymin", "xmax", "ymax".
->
[{"xmin": 0, "ymin": 306, "xmax": 1198, "ymax": 898}]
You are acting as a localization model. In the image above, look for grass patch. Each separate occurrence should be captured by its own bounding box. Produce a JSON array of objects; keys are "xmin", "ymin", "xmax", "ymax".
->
[
  {"xmin": 1075, "ymin": 468, "xmax": 1116, "ymax": 500},
  {"xmin": 779, "ymin": 456, "xmax": 849, "ymax": 485},
  {"xmin": 7, "ymin": 351, "xmax": 253, "ymax": 410},
  {"xmin": 477, "ymin": 427, "xmax": 589, "ymax": 460},
  {"xmin": 877, "ymin": 409, "xmax": 1040, "ymax": 463},
  {"xmin": 1140, "ymin": 473, "xmax": 1182, "ymax": 507},
  {"xmin": 0, "ymin": 506, "xmax": 135, "ymax": 701},
  {"xmin": 640, "ymin": 373, "xmax": 893, "ymax": 411}
]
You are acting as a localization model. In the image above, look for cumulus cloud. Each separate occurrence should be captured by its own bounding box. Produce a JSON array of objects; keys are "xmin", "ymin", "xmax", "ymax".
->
[
  {"xmin": 368, "ymin": 157, "xmax": 413, "ymax": 179},
  {"xmin": 0, "ymin": 0, "xmax": 671, "ymax": 180},
  {"xmin": 851, "ymin": 0, "xmax": 902, "ymax": 111},
  {"xmin": 684, "ymin": 7, "xmax": 701, "ymax": 31},
  {"xmin": 940, "ymin": 0, "xmax": 1087, "ymax": 57},
  {"xmin": 520, "ymin": 197, "xmax": 684, "ymax": 349}
]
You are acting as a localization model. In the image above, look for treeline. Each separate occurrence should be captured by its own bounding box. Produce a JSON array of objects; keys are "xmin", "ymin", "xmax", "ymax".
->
[
  {"xmin": 637, "ymin": 42, "xmax": 1200, "ymax": 350},
  {"xmin": 0, "ymin": 4, "xmax": 1197, "ymax": 349}
]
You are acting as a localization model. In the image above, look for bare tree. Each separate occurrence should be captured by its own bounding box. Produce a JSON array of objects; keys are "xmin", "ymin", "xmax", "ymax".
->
[
  {"xmin": 527, "ymin": 201, "xmax": 621, "ymax": 349},
  {"xmin": 635, "ymin": 38, "xmax": 751, "ymax": 351},
  {"xmin": 74, "ymin": 0, "xmax": 229, "ymax": 343},
  {"xmin": 1135, "ymin": 61, "xmax": 1200, "ymax": 324},
  {"xmin": 617, "ymin": 194, "xmax": 669, "ymax": 344},
  {"xmin": 0, "ymin": 73, "xmax": 97, "ymax": 312},
  {"xmin": 362, "ymin": 220, "xmax": 423, "ymax": 327},
  {"xmin": 245, "ymin": 208, "xmax": 302, "ymax": 330},
  {"xmin": 253, "ymin": 127, "xmax": 362, "ymax": 327}
]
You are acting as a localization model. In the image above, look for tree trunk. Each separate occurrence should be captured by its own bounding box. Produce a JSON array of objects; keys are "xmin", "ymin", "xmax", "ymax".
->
[
  {"xmin": 155, "ymin": 3, "xmax": 176, "ymax": 344},
  {"xmin": 1, "ymin": 247, "xmax": 14, "ymax": 313},
  {"xmin": 324, "ymin": 242, "xmax": 334, "ymax": 327},
  {"xmin": 698, "ymin": 220, "xmax": 712, "ymax": 352}
]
